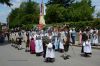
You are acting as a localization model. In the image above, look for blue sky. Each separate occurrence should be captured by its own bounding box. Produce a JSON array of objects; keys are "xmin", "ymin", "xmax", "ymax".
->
[{"xmin": 0, "ymin": 0, "xmax": 100, "ymax": 23}]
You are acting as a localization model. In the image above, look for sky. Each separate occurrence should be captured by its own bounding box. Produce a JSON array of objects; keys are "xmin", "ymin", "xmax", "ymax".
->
[{"xmin": 0, "ymin": 0, "xmax": 100, "ymax": 23}]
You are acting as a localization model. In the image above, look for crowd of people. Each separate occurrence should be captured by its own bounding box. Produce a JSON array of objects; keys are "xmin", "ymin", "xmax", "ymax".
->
[{"xmin": 8, "ymin": 25, "xmax": 99, "ymax": 63}]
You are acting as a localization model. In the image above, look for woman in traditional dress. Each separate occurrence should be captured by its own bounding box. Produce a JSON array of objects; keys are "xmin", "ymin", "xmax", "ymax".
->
[
  {"xmin": 35, "ymin": 31, "xmax": 43, "ymax": 56},
  {"xmin": 45, "ymin": 32, "xmax": 55, "ymax": 62},
  {"xmin": 81, "ymin": 29, "xmax": 87, "ymax": 53},
  {"xmin": 71, "ymin": 28, "xmax": 76, "ymax": 44},
  {"xmin": 79, "ymin": 29, "xmax": 82, "ymax": 45},
  {"xmin": 81, "ymin": 28, "xmax": 92, "ymax": 56},
  {"xmin": 45, "ymin": 42, "xmax": 55, "ymax": 63},
  {"xmin": 83, "ymin": 39, "xmax": 92, "ymax": 57},
  {"xmin": 93, "ymin": 29, "xmax": 98, "ymax": 45},
  {"xmin": 53, "ymin": 27, "xmax": 59, "ymax": 51},
  {"xmin": 90, "ymin": 28, "xmax": 94, "ymax": 45},
  {"xmin": 58, "ymin": 28, "xmax": 64, "ymax": 53},
  {"xmin": 10, "ymin": 32, "xmax": 14, "ymax": 46}
]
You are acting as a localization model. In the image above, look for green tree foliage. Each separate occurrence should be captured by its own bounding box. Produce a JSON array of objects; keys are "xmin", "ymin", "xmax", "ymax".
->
[
  {"xmin": 46, "ymin": 0, "xmax": 95, "ymax": 23},
  {"xmin": 96, "ymin": 11, "xmax": 100, "ymax": 18},
  {"xmin": 8, "ymin": 1, "xmax": 39, "ymax": 28},
  {"xmin": 0, "ymin": 0, "xmax": 12, "ymax": 6},
  {"xmin": 45, "ymin": 4, "xmax": 66, "ymax": 23},
  {"xmin": 47, "ymin": 0, "xmax": 75, "ymax": 7}
]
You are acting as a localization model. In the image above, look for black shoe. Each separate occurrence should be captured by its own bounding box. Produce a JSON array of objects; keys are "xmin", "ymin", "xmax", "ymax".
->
[
  {"xmin": 63, "ymin": 56, "xmax": 69, "ymax": 60},
  {"xmin": 18, "ymin": 48, "xmax": 21, "ymax": 50}
]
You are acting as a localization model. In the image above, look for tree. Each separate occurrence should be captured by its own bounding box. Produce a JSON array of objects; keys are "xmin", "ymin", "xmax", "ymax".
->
[
  {"xmin": 45, "ymin": 4, "xmax": 66, "ymax": 23},
  {"xmin": 47, "ymin": 0, "xmax": 75, "ymax": 7},
  {"xmin": 96, "ymin": 11, "xmax": 100, "ymax": 18},
  {"xmin": 0, "ymin": 0, "xmax": 12, "ymax": 6},
  {"xmin": 67, "ymin": 0, "xmax": 94, "ymax": 21},
  {"xmin": 45, "ymin": 0, "xmax": 95, "ymax": 23},
  {"xmin": 28, "ymin": 0, "xmax": 31, "ymax": 2},
  {"xmin": 8, "ymin": 1, "xmax": 39, "ymax": 28}
]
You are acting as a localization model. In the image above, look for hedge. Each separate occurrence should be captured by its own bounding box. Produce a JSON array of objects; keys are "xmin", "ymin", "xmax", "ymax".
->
[
  {"xmin": 10, "ymin": 20, "xmax": 100, "ymax": 31},
  {"xmin": 46, "ymin": 20, "xmax": 100, "ymax": 31}
]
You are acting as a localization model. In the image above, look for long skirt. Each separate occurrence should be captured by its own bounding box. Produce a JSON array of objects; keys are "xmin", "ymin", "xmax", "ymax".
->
[
  {"xmin": 30, "ymin": 40, "xmax": 35, "ymax": 54},
  {"xmin": 59, "ymin": 41, "xmax": 64, "ymax": 53},
  {"xmin": 35, "ymin": 40, "xmax": 43, "ymax": 56},
  {"xmin": 79, "ymin": 35, "xmax": 82, "ymax": 44},
  {"xmin": 90, "ymin": 35, "xmax": 94, "ymax": 45},
  {"xmin": 54, "ymin": 37, "xmax": 59, "ymax": 50},
  {"xmin": 93, "ymin": 36, "xmax": 98, "ymax": 45},
  {"xmin": 46, "ymin": 49, "xmax": 55, "ymax": 58}
]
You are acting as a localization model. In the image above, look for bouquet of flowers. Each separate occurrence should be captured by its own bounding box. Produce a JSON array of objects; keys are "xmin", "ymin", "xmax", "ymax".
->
[{"xmin": 42, "ymin": 36, "xmax": 50, "ymax": 44}]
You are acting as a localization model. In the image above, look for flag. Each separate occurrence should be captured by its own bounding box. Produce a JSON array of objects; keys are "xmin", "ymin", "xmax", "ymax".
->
[{"xmin": 39, "ymin": 0, "xmax": 46, "ymax": 25}]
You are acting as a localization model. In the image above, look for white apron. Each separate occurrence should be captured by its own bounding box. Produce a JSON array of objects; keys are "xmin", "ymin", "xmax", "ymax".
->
[
  {"xmin": 35, "ymin": 35, "xmax": 43, "ymax": 53},
  {"xmin": 59, "ymin": 41, "xmax": 64, "ymax": 49},
  {"xmin": 46, "ymin": 43, "xmax": 55, "ymax": 58},
  {"xmin": 83, "ymin": 41, "xmax": 92, "ymax": 53}
]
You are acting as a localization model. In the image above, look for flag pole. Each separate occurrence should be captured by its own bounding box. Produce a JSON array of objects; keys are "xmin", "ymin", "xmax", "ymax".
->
[{"xmin": 38, "ymin": 0, "xmax": 46, "ymax": 30}]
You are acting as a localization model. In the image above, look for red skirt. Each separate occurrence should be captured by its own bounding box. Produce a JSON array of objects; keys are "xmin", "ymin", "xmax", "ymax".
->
[{"xmin": 30, "ymin": 40, "xmax": 35, "ymax": 54}]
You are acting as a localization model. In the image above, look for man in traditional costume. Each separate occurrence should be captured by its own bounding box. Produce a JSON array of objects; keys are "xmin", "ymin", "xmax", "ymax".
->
[
  {"xmin": 62, "ymin": 25, "xmax": 71, "ymax": 60},
  {"xmin": 42, "ymin": 32, "xmax": 49, "ymax": 59}
]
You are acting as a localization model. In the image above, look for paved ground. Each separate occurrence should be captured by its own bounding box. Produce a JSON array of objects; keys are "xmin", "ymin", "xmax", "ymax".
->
[{"xmin": 0, "ymin": 42, "xmax": 100, "ymax": 66}]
